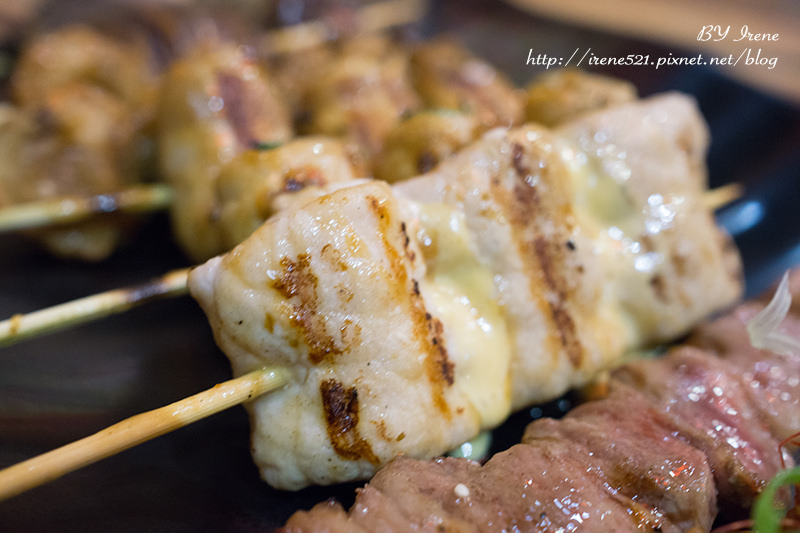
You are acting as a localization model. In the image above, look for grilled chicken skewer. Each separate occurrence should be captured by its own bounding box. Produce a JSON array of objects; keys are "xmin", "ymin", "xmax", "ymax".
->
[
  {"xmin": 0, "ymin": 23, "xmax": 162, "ymax": 260},
  {"xmin": 0, "ymin": 1, "xmax": 430, "ymax": 259},
  {"xmin": 189, "ymin": 92, "xmax": 742, "ymax": 489},
  {"xmin": 115, "ymin": 28, "xmax": 537, "ymax": 262},
  {"xmin": 0, "ymin": 91, "xmax": 743, "ymax": 499},
  {"xmin": 0, "ymin": 17, "xmax": 634, "ymax": 251},
  {"xmin": 0, "ymin": 180, "xmax": 739, "ymax": 347},
  {"xmin": 0, "ymin": 58, "xmax": 646, "ymax": 346},
  {"xmin": 0, "ymin": 132, "xmax": 366, "ymax": 346},
  {"xmin": 0, "ymin": 115, "xmax": 741, "ymax": 353}
]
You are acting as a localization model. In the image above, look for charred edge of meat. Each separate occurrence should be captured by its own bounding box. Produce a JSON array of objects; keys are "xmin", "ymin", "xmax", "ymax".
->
[
  {"xmin": 282, "ymin": 166, "xmax": 326, "ymax": 192},
  {"xmin": 320, "ymin": 379, "xmax": 380, "ymax": 465},
  {"xmin": 426, "ymin": 313, "xmax": 456, "ymax": 386},
  {"xmin": 368, "ymin": 194, "xmax": 454, "ymax": 416},
  {"xmin": 399, "ymin": 221, "xmax": 415, "ymax": 263},
  {"xmin": 534, "ymin": 237, "xmax": 582, "ymax": 367},
  {"xmin": 510, "ymin": 141, "xmax": 583, "ymax": 368},
  {"xmin": 271, "ymin": 253, "xmax": 342, "ymax": 365}
]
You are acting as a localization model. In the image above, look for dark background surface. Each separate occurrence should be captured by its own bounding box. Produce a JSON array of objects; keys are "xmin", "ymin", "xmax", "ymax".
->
[{"xmin": 0, "ymin": 0, "xmax": 798, "ymax": 530}]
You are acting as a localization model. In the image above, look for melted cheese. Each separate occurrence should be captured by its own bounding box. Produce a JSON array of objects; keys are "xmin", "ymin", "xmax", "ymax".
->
[
  {"xmin": 556, "ymin": 137, "xmax": 675, "ymax": 346},
  {"xmin": 414, "ymin": 202, "xmax": 513, "ymax": 428}
]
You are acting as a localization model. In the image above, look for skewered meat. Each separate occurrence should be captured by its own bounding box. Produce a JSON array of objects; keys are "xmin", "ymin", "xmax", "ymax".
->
[
  {"xmin": 188, "ymin": 91, "xmax": 742, "ymax": 490},
  {"xmin": 158, "ymin": 37, "xmax": 658, "ymax": 264},
  {"xmin": 283, "ymin": 34, "xmax": 525, "ymax": 176},
  {"xmin": 613, "ymin": 346, "xmax": 788, "ymax": 518},
  {"xmin": 295, "ymin": 34, "xmax": 420, "ymax": 160},
  {"xmin": 10, "ymin": 24, "xmax": 158, "ymax": 112},
  {"xmin": 396, "ymin": 92, "xmax": 742, "ymax": 407},
  {"xmin": 215, "ymin": 135, "xmax": 368, "ymax": 249},
  {"xmin": 0, "ymin": 24, "xmax": 161, "ymax": 260},
  {"xmin": 285, "ymin": 388, "xmax": 719, "ymax": 532},
  {"xmin": 686, "ymin": 283, "xmax": 800, "ymax": 443},
  {"xmin": 372, "ymin": 109, "xmax": 482, "ymax": 183},
  {"xmin": 0, "ymin": 3, "xmax": 279, "ymax": 260},
  {"xmin": 282, "ymin": 271, "xmax": 800, "ymax": 532},
  {"xmin": 409, "ymin": 37, "xmax": 525, "ymax": 130},
  {"xmin": 525, "ymin": 68, "xmax": 638, "ymax": 127},
  {"xmin": 1, "ymin": 12, "xmax": 635, "ymax": 266},
  {"xmin": 374, "ymin": 68, "xmax": 636, "ymax": 185},
  {"xmin": 374, "ymin": 68, "xmax": 633, "ymax": 185},
  {"xmin": 159, "ymin": 32, "xmax": 523, "ymax": 262},
  {"xmin": 156, "ymin": 40, "xmax": 293, "ymax": 261}
]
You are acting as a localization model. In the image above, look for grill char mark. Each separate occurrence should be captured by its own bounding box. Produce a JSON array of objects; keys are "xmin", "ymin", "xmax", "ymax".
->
[
  {"xmin": 508, "ymin": 141, "xmax": 583, "ymax": 368},
  {"xmin": 320, "ymin": 379, "xmax": 380, "ymax": 465},
  {"xmin": 271, "ymin": 254, "xmax": 342, "ymax": 365},
  {"xmin": 367, "ymin": 194, "xmax": 455, "ymax": 415}
]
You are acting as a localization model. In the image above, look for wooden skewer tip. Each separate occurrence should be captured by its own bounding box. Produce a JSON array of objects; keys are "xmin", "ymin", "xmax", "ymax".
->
[
  {"xmin": 0, "ymin": 267, "xmax": 190, "ymax": 348},
  {"xmin": 0, "ymin": 184, "xmax": 174, "ymax": 233},
  {"xmin": 703, "ymin": 182, "xmax": 744, "ymax": 211},
  {"xmin": 260, "ymin": 0, "xmax": 428, "ymax": 55},
  {"xmin": 0, "ymin": 367, "xmax": 289, "ymax": 502}
]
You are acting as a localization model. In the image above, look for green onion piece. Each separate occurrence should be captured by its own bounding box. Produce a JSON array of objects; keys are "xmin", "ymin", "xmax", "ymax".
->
[
  {"xmin": 447, "ymin": 431, "xmax": 492, "ymax": 461},
  {"xmin": 252, "ymin": 141, "xmax": 283, "ymax": 151},
  {"xmin": 753, "ymin": 466, "xmax": 800, "ymax": 532}
]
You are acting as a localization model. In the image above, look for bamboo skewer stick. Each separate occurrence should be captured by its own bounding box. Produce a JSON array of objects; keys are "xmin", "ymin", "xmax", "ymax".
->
[
  {"xmin": 259, "ymin": 0, "xmax": 429, "ymax": 56},
  {"xmin": 0, "ymin": 170, "xmax": 741, "ymax": 236},
  {"xmin": 0, "ymin": 185, "xmax": 743, "ymax": 348},
  {"xmin": 703, "ymin": 182, "xmax": 743, "ymax": 211},
  {"xmin": 0, "ymin": 267, "xmax": 190, "ymax": 347},
  {"xmin": 0, "ymin": 180, "xmax": 740, "ymax": 236},
  {"xmin": 0, "ymin": 184, "xmax": 174, "ymax": 233},
  {"xmin": 0, "ymin": 367, "xmax": 289, "ymax": 502}
]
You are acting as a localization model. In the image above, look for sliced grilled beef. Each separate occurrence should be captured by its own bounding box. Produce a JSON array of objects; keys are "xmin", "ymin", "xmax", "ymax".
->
[
  {"xmin": 523, "ymin": 384, "xmax": 717, "ymax": 531},
  {"xmin": 613, "ymin": 346, "xmax": 787, "ymax": 518}
]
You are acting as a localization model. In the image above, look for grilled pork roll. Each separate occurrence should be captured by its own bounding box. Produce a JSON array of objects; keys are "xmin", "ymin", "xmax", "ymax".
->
[{"xmin": 188, "ymin": 92, "xmax": 742, "ymax": 489}]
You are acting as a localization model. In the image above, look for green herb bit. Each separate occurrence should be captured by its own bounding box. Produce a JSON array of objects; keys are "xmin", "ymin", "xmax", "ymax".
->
[
  {"xmin": 252, "ymin": 141, "xmax": 283, "ymax": 151},
  {"xmin": 753, "ymin": 466, "xmax": 800, "ymax": 532}
]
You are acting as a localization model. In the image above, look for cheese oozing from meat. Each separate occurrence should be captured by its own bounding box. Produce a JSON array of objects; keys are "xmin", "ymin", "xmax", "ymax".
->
[
  {"xmin": 188, "ymin": 92, "xmax": 743, "ymax": 490},
  {"xmin": 411, "ymin": 201, "xmax": 512, "ymax": 428},
  {"xmin": 555, "ymin": 93, "xmax": 734, "ymax": 343}
]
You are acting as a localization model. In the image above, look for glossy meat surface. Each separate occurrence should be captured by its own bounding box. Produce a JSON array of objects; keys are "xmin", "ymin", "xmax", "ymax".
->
[
  {"xmin": 191, "ymin": 180, "xmax": 486, "ymax": 489},
  {"xmin": 189, "ymin": 93, "xmax": 742, "ymax": 490}
]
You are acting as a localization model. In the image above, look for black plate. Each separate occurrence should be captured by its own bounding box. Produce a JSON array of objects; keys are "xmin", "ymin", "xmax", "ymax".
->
[{"xmin": 1, "ymin": 1, "xmax": 799, "ymax": 530}]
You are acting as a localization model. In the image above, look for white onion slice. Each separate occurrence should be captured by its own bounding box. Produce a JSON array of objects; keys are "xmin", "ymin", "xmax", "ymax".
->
[{"xmin": 747, "ymin": 271, "xmax": 800, "ymax": 356}]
